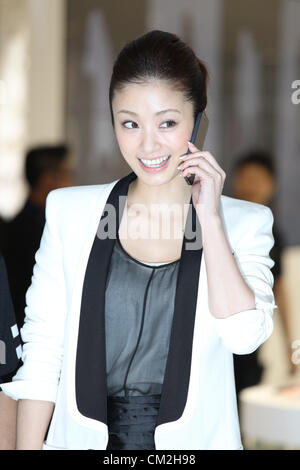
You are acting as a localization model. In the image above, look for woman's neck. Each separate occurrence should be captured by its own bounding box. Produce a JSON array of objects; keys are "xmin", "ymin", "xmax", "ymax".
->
[{"xmin": 127, "ymin": 177, "xmax": 192, "ymax": 210}]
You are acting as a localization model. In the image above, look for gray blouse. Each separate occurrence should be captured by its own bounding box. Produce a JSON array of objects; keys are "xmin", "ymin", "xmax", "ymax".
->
[{"xmin": 104, "ymin": 233, "xmax": 180, "ymax": 398}]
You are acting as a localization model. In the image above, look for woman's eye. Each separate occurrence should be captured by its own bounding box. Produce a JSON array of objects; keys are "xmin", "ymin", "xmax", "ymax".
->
[
  {"xmin": 122, "ymin": 121, "xmax": 138, "ymax": 129},
  {"xmin": 160, "ymin": 120, "xmax": 176, "ymax": 128},
  {"xmin": 121, "ymin": 120, "xmax": 176, "ymax": 129}
]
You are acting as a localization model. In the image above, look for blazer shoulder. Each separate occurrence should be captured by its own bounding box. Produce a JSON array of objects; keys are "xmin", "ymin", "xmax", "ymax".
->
[
  {"xmin": 46, "ymin": 182, "xmax": 114, "ymax": 206},
  {"xmin": 44, "ymin": 180, "xmax": 120, "ymax": 230},
  {"xmin": 221, "ymin": 194, "xmax": 273, "ymax": 220},
  {"xmin": 220, "ymin": 195, "xmax": 274, "ymax": 246},
  {"xmin": 46, "ymin": 179, "xmax": 121, "ymax": 211}
]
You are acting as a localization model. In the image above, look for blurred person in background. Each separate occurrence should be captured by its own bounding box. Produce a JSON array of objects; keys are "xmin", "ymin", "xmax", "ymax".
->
[
  {"xmin": 231, "ymin": 149, "xmax": 296, "ymax": 406},
  {"xmin": 0, "ymin": 145, "xmax": 74, "ymax": 331},
  {"xmin": 0, "ymin": 254, "xmax": 22, "ymax": 449}
]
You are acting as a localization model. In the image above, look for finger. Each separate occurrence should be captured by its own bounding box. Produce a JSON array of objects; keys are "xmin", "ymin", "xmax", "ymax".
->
[
  {"xmin": 187, "ymin": 141, "xmax": 200, "ymax": 153},
  {"xmin": 197, "ymin": 151, "xmax": 226, "ymax": 178},
  {"xmin": 180, "ymin": 151, "xmax": 216, "ymax": 171},
  {"xmin": 178, "ymin": 156, "xmax": 219, "ymax": 177},
  {"xmin": 182, "ymin": 141, "xmax": 208, "ymax": 158},
  {"xmin": 180, "ymin": 165, "xmax": 214, "ymax": 179},
  {"xmin": 186, "ymin": 143, "xmax": 226, "ymax": 177}
]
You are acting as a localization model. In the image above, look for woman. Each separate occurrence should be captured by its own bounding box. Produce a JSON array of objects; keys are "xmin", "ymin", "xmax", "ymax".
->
[{"xmin": 1, "ymin": 30, "xmax": 276, "ymax": 450}]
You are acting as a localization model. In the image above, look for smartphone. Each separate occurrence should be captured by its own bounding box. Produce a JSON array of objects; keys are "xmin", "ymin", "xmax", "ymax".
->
[{"xmin": 184, "ymin": 110, "xmax": 209, "ymax": 185}]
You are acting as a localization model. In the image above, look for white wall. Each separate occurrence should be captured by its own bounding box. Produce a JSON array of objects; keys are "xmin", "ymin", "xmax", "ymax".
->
[{"xmin": 0, "ymin": 0, "xmax": 66, "ymax": 217}]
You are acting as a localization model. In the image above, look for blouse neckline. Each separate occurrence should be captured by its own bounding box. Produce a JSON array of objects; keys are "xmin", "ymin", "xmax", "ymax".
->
[{"xmin": 115, "ymin": 231, "xmax": 180, "ymax": 269}]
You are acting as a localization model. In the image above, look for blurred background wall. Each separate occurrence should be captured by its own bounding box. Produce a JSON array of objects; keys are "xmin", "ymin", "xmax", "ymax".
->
[{"xmin": 0, "ymin": 0, "xmax": 66, "ymax": 217}]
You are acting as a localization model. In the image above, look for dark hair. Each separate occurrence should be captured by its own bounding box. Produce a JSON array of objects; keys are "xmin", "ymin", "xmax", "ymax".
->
[
  {"xmin": 25, "ymin": 144, "xmax": 69, "ymax": 189},
  {"xmin": 232, "ymin": 149, "xmax": 276, "ymax": 179},
  {"xmin": 109, "ymin": 30, "xmax": 209, "ymax": 128}
]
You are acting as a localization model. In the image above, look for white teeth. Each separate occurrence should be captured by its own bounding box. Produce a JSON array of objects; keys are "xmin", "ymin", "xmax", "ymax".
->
[{"xmin": 141, "ymin": 155, "xmax": 170, "ymax": 167}]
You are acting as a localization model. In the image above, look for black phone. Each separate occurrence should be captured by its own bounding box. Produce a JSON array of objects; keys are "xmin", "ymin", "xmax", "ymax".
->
[{"xmin": 184, "ymin": 110, "xmax": 209, "ymax": 185}]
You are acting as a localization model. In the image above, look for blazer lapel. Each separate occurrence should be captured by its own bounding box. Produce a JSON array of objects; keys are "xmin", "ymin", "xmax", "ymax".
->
[{"xmin": 75, "ymin": 171, "xmax": 203, "ymax": 428}]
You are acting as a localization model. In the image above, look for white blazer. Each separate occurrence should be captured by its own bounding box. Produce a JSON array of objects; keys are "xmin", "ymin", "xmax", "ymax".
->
[{"xmin": 1, "ymin": 171, "xmax": 277, "ymax": 450}]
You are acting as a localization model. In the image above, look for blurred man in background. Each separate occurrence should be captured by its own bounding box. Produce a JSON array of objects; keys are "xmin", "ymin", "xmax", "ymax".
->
[
  {"xmin": 231, "ymin": 149, "xmax": 296, "ymax": 407},
  {"xmin": 0, "ymin": 144, "xmax": 74, "ymax": 331}
]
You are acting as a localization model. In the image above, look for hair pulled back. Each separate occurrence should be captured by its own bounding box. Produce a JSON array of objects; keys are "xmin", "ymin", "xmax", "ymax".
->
[{"xmin": 109, "ymin": 30, "xmax": 209, "ymax": 127}]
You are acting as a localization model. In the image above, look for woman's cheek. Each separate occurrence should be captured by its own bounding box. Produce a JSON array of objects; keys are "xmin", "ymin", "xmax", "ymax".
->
[
  {"xmin": 167, "ymin": 130, "xmax": 190, "ymax": 157},
  {"xmin": 116, "ymin": 132, "xmax": 135, "ymax": 155}
]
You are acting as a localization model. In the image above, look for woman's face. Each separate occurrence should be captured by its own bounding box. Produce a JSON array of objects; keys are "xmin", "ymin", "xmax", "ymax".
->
[{"xmin": 112, "ymin": 80, "xmax": 195, "ymax": 186}]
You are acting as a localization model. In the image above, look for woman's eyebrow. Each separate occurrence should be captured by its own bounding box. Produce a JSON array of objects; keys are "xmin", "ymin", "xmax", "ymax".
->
[{"xmin": 117, "ymin": 108, "xmax": 181, "ymax": 116}]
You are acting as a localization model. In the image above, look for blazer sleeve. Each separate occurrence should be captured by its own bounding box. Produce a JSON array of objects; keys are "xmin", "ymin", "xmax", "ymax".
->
[
  {"xmin": 212, "ymin": 205, "xmax": 277, "ymax": 355},
  {"xmin": 0, "ymin": 190, "xmax": 66, "ymax": 402}
]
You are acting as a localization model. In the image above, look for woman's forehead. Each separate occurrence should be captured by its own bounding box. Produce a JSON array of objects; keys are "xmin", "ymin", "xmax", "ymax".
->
[
  {"xmin": 112, "ymin": 81, "xmax": 191, "ymax": 113},
  {"xmin": 115, "ymin": 80, "xmax": 185, "ymax": 98}
]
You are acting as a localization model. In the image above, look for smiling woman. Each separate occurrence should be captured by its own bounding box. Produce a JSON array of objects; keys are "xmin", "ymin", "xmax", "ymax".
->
[
  {"xmin": 109, "ymin": 32, "xmax": 208, "ymax": 212},
  {"xmin": 0, "ymin": 30, "xmax": 276, "ymax": 452},
  {"xmin": 107, "ymin": 31, "xmax": 209, "ymax": 262},
  {"xmin": 113, "ymin": 82, "xmax": 191, "ymax": 177}
]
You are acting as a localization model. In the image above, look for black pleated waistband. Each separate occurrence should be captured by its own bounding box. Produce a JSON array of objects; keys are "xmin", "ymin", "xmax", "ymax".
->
[{"xmin": 106, "ymin": 394, "xmax": 161, "ymax": 450}]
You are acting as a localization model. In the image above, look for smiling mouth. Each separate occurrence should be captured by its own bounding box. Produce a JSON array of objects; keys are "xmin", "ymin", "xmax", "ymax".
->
[{"xmin": 139, "ymin": 155, "xmax": 171, "ymax": 167}]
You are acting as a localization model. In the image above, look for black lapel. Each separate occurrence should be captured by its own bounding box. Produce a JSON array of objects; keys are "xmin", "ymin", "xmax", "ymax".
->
[{"xmin": 75, "ymin": 171, "xmax": 203, "ymax": 426}]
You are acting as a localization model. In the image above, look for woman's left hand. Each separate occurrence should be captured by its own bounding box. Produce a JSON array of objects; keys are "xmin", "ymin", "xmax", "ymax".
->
[{"xmin": 178, "ymin": 141, "xmax": 226, "ymax": 225}]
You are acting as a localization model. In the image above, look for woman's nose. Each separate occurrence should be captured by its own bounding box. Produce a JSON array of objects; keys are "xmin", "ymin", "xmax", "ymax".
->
[{"xmin": 140, "ymin": 128, "xmax": 161, "ymax": 155}]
